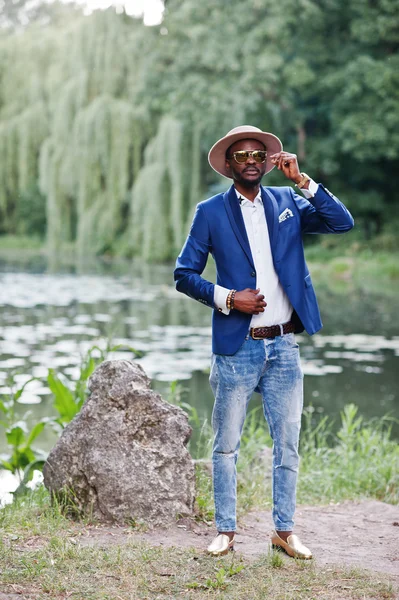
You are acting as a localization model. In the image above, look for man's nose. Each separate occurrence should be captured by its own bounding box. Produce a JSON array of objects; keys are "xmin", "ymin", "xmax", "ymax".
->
[{"xmin": 246, "ymin": 154, "xmax": 256, "ymax": 164}]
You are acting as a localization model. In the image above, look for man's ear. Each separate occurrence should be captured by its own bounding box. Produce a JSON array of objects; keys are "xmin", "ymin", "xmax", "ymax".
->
[{"xmin": 225, "ymin": 158, "xmax": 231, "ymax": 172}]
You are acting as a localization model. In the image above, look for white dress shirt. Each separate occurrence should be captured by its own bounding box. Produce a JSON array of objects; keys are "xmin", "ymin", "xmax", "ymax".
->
[{"xmin": 214, "ymin": 180, "xmax": 319, "ymax": 326}]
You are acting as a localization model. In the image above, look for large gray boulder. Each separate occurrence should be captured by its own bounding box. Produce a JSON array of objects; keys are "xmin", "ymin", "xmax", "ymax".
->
[{"xmin": 43, "ymin": 360, "xmax": 195, "ymax": 525}]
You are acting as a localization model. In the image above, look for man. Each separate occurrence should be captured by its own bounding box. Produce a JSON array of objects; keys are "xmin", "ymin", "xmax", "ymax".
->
[{"xmin": 174, "ymin": 125, "xmax": 354, "ymax": 559}]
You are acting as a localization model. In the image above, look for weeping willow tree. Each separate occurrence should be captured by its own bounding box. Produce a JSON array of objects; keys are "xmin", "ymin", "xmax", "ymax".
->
[
  {"xmin": 130, "ymin": 117, "xmax": 185, "ymax": 262},
  {"xmin": 39, "ymin": 10, "xmax": 152, "ymax": 259},
  {"xmin": 39, "ymin": 137, "xmax": 69, "ymax": 253},
  {"xmin": 0, "ymin": 8, "xmax": 158, "ymax": 258},
  {"xmin": 0, "ymin": 6, "xmax": 207, "ymax": 261},
  {"xmin": 0, "ymin": 22, "xmax": 52, "ymax": 230},
  {"xmin": 1, "ymin": 0, "xmax": 398, "ymax": 257},
  {"xmin": 72, "ymin": 96, "xmax": 145, "ymax": 260},
  {"xmin": 0, "ymin": 103, "xmax": 48, "ymax": 230}
]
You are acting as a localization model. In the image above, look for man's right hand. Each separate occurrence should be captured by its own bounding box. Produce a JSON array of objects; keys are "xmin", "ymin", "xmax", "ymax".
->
[{"xmin": 233, "ymin": 288, "xmax": 267, "ymax": 314}]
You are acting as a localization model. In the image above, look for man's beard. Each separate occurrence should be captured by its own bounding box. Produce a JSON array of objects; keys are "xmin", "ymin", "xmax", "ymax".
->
[{"xmin": 234, "ymin": 168, "xmax": 263, "ymax": 188}]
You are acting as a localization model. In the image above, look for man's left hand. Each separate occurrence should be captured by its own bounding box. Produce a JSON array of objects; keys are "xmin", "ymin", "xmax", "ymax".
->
[{"xmin": 270, "ymin": 152, "xmax": 302, "ymax": 184}]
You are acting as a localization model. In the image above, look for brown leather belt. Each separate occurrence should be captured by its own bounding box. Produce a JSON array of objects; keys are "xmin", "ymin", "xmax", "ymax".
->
[{"xmin": 250, "ymin": 321, "xmax": 295, "ymax": 339}]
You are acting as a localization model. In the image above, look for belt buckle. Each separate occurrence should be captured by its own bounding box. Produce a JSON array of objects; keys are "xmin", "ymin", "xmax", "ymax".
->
[{"xmin": 250, "ymin": 328, "xmax": 264, "ymax": 340}]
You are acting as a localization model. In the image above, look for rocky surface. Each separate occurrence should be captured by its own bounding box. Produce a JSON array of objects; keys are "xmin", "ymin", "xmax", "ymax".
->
[{"xmin": 43, "ymin": 360, "xmax": 195, "ymax": 525}]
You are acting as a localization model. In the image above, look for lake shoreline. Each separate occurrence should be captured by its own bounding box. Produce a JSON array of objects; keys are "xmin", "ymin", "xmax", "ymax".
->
[{"xmin": 0, "ymin": 237, "xmax": 398, "ymax": 288}]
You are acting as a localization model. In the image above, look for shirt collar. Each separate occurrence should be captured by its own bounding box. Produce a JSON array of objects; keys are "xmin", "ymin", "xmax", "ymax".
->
[{"xmin": 234, "ymin": 187, "xmax": 263, "ymax": 207}]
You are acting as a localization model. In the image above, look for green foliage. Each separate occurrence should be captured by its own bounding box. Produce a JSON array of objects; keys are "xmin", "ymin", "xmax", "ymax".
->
[
  {"xmin": 47, "ymin": 370, "xmax": 82, "ymax": 426},
  {"xmin": 72, "ymin": 95, "xmax": 145, "ymax": 261},
  {"xmin": 0, "ymin": 485, "xmax": 71, "ymax": 536},
  {"xmin": 194, "ymin": 464, "xmax": 214, "ymax": 523},
  {"xmin": 0, "ymin": 8, "xmax": 150, "ymax": 259},
  {"xmin": 48, "ymin": 343, "xmax": 143, "ymax": 427},
  {"xmin": 14, "ymin": 183, "xmax": 46, "ymax": 237},
  {"xmin": 172, "ymin": 383, "xmax": 398, "ymax": 512},
  {"xmin": 0, "ymin": 234, "xmax": 43, "ymax": 249},
  {"xmin": 3, "ymin": 503, "xmax": 391, "ymax": 600},
  {"xmin": 0, "ymin": 374, "xmax": 48, "ymax": 492},
  {"xmin": 130, "ymin": 116, "xmax": 185, "ymax": 261},
  {"xmin": 205, "ymin": 567, "xmax": 228, "ymax": 590},
  {"xmin": 0, "ymin": 0, "xmax": 397, "ymax": 260},
  {"xmin": 191, "ymin": 403, "xmax": 398, "ymax": 520},
  {"xmin": 187, "ymin": 561, "xmax": 245, "ymax": 591},
  {"xmin": 167, "ymin": 380, "xmax": 187, "ymax": 406},
  {"xmin": 0, "ymin": 343, "xmax": 144, "ymax": 500},
  {"xmin": 167, "ymin": 380, "xmax": 213, "ymax": 458},
  {"xmin": 299, "ymin": 404, "xmax": 399, "ymax": 504},
  {"xmin": 46, "ymin": 344, "xmax": 106, "ymax": 427},
  {"xmin": 268, "ymin": 549, "xmax": 284, "ymax": 568}
]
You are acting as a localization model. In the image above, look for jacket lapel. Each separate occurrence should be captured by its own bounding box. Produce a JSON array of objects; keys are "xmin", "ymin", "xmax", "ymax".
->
[
  {"xmin": 261, "ymin": 186, "xmax": 279, "ymax": 251},
  {"xmin": 223, "ymin": 185, "xmax": 254, "ymax": 269}
]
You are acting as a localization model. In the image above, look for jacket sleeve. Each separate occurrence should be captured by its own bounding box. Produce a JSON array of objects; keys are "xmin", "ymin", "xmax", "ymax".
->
[
  {"xmin": 174, "ymin": 203, "xmax": 215, "ymax": 308},
  {"xmin": 292, "ymin": 184, "xmax": 354, "ymax": 234}
]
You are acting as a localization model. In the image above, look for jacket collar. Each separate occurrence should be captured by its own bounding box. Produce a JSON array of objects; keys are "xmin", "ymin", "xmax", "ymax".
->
[
  {"xmin": 223, "ymin": 185, "xmax": 279, "ymax": 268},
  {"xmin": 223, "ymin": 185, "xmax": 254, "ymax": 268},
  {"xmin": 260, "ymin": 186, "xmax": 279, "ymax": 250}
]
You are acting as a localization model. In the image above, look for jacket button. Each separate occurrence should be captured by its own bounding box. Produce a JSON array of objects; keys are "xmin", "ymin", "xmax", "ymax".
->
[{"xmin": 251, "ymin": 271, "xmax": 256, "ymax": 277}]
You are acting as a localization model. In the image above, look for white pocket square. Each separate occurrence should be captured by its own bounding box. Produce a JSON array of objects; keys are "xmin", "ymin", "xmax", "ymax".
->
[{"xmin": 279, "ymin": 208, "xmax": 294, "ymax": 223}]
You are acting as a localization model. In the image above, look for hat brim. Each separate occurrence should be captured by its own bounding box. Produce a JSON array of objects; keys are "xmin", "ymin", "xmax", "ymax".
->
[{"xmin": 208, "ymin": 131, "xmax": 283, "ymax": 179}]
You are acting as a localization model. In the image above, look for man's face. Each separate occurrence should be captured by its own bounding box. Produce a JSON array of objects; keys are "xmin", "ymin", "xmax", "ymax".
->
[{"xmin": 225, "ymin": 138, "xmax": 267, "ymax": 187}]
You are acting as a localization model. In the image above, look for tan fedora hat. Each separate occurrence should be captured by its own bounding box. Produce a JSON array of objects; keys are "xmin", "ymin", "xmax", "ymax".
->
[{"xmin": 208, "ymin": 125, "xmax": 283, "ymax": 179}]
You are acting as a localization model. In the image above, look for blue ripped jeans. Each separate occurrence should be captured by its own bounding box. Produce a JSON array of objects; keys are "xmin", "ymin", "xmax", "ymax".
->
[{"xmin": 209, "ymin": 333, "xmax": 303, "ymax": 532}]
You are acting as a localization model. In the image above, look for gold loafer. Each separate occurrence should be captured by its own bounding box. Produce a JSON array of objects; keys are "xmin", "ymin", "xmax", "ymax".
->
[
  {"xmin": 207, "ymin": 533, "xmax": 235, "ymax": 556},
  {"xmin": 271, "ymin": 531, "xmax": 312, "ymax": 560}
]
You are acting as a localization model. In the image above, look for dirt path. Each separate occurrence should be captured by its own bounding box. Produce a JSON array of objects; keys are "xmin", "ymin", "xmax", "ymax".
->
[{"xmin": 78, "ymin": 500, "xmax": 399, "ymax": 579}]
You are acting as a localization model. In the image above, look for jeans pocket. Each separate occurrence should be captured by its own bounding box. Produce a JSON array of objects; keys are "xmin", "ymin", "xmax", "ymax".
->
[{"xmin": 282, "ymin": 333, "xmax": 299, "ymax": 349}]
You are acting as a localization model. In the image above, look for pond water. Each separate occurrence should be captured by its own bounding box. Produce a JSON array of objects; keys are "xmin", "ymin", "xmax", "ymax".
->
[{"xmin": 1, "ymin": 256, "xmax": 398, "ymax": 501}]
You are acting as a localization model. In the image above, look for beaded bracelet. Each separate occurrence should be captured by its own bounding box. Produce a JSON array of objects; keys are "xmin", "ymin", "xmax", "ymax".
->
[
  {"xmin": 230, "ymin": 289, "xmax": 236, "ymax": 310},
  {"xmin": 226, "ymin": 290, "xmax": 232, "ymax": 310},
  {"xmin": 227, "ymin": 289, "xmax": 236, "ymax": 310}
]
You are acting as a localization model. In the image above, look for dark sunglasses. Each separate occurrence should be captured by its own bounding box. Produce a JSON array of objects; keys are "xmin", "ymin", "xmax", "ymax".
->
[{"xmin": 230, "ymin": 150, "xmax": 267, "ymax": 164}]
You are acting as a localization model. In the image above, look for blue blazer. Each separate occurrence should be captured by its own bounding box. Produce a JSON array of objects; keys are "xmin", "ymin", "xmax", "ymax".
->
[{"xmin": 174, "ymin": 183, "xmax": 354, "ymax": 355}]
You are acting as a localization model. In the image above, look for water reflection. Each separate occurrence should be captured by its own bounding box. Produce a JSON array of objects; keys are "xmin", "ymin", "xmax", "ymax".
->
[{"xmin": 0, "ymin": 259, "xmax": 398, "ymax": 463}]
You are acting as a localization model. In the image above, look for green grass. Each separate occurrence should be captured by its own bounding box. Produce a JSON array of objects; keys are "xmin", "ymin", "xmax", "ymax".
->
[
  {"xmin": 194, "ymin": 404, "xmax": 398, "ymax": 521},
  {"xmin": 0, "ymin": 234, "xmax": 44, "ymax": 250},
  {"xmin": 307, "ymin": 250, "xmax": 399, "ymax": 293},
  {"xmin": 298, "ymin": 404, "xmax": 399, "ymax": 505},
  {"xmin": 297, "ymin": 231, "xmax": 399, "ymax": 300},
  {"xmin": 1, "ymin": 404, "xmax": 398, "ymax": 599},
  {"xmin": 0, "ymin": 486, "xmax": 79, "ymax": 538},
  {"xmin": 0, "ymin": 524, "xmax": 395, "ymax": 599}
]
